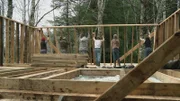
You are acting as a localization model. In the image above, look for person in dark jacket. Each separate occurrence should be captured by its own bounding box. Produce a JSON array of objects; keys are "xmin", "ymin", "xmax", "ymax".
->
[
  {"xmin": 40, "ymin": 37, "xmax": 47, "ymax": 54},
  {"xmin": 140, "ymin": 34, "xmax": 152, "ymax": 58}
]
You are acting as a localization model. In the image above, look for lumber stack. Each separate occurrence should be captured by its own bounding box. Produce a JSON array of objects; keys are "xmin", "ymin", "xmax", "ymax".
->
[{"xmin": 31, "ymin": 54, "xmax": 89, "ymax": 67}]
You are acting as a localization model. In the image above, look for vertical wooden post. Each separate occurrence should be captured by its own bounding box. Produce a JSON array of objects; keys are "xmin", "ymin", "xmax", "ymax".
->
[
  {"xmin": 91, "ymin": 28, "xmax": 95, "ymax": 64},
  {"xmin": 47, "ymin": 28, "xmax": 52, "ymax": 53},
  {"xmin": 5, "ymin": 19, "xmax": 9, "ymax": 63},
  {"xmin": 88, "ymin": 28, "xmax": 92, "ymax": 63},
  {"xmin": 131, "ymin": 27, "xmax": 134, "ymax": 65},
  {"xmin": 23, "ymin": 26, "xmax": 28, "ymax": 63},
  {"xmin": 31, "ymin": 28, "xmax": 35, "ymax": 55},
  {"xmin": 124, "ymin": 27, "xmax": 126, "ymax": 65},
  {"xmin": 35, "ymin": 29, "xmax": 40, "ymax": 54},
  {"xmin": 10, "ymin": 21, "xmax": 14, "ymax": 63},
  {"xmin": 54, "ymin": 28, "xmax": 59, "ymax": 52},
  {"xmin": 20, "ymin": 24, "xmax": 24, "ymax": 63},
  {"xmin": 74, "ymin": 28, "xmax": 78, "ymax": 53},
  {"xmin": 0, "ymin": 17, "xmax": 4, "ymax": 66},
  {"xmin": 176, "ymin": 14, "xmax": 180, "ymax": 59},
  {"xmin": 102, "ymin": 27, "xmax": 105, "ymax": 66},
  {"xmin": 16, "ymin": 23, "xmax": 20, "ymax": 63},
  {"xmin": 138, "ymin": 27, "xmax": 141, "ymax": 63},
  {"xmin": 67, "ymin": 28, "xmax": 70, "ymax": 53},
  {"xmin": 109, "ymin": 27, "xmax": 112, "ymax": 66},
  {"xmin": 28, "ymin": 27, "xmax": 31, "ymax": 63}
]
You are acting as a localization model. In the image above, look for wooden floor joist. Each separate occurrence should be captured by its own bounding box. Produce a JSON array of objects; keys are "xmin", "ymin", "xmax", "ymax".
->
[{"xmin": 94, "ymin": 31, "xmax": 180, "ymax": 101}]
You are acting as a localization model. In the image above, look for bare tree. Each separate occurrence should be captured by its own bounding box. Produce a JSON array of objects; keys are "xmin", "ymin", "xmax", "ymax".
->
[
  {"xmin": 97, "ymin": 0, "xmax": 107, "ymax": 35},
  {"xmin": 7, "ymin": 0, "xmax": 13, "ymax": 18}
]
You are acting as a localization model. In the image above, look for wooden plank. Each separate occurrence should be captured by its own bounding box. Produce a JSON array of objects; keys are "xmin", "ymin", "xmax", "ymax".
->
[
  {"xmin": 124, "ymin": 27, "xmax": 126, "ymax": 65},
  {"xmin": 20, "ymin": 25, "xmax": 24, "ymax": 63},
  {"xmin": 28, "ymin": 28, "xmax": 32, "ymax": 63},
  {"xmin": 153, "ymin": 71, "xmax": 180, "ymax": 83},
  {"xmin": 17, "ymin": 69, "xmax": 68, "ymax": 79},
  {"xmin": 131, "ymin": 27, "xmax": 134, "ymax": 64},
  {"xmin": 94, "ymin": 31, "xmax": 180, "ymax": 101},
  {"xmin": 40, "ymin": 29, "xmax": 60, "ymax": 54},
  {"xmin": 5, "ymin": 19, "xmax": 9, "ymax": 63},
  {"xmin": 120, "ymin": 32, "xmax": 154, "ymax": 61},
  {"xmin": 42, "ymin": 69, "xmax": 80, "ymax": 79},
  {"xmin": 102, "ymin": 27, "xmax": 105, "ymax": 66},
  {"xmin": 0, "ymin": 17, "xmax": 4, "ymax": 66},
  {"xmin": 159, "ymin": 69, "xmax": 180, "ymax": 78},
  {"xmin": 0, "ymin": 77, "xmax": 180, "ymax": 97},
  {"xmin": 0, "ymin": 67, "xmax": 47, "ymax": 77},
  {"xmin": 37, "ymin": 24, "xmax": 158, "ymax": 29},
  {"xmin": 16, "ymin": 23, "xmax": 20, "ymax": 63},
  {"xmin": 31, "ymin": 28, "xmax": 35, "ymax": 55},
  {"xmin": 110, "ymin": 27, "xmax": 112, "ymax": 65},
  {"xmin": 10, "ymin": 21, "xmax": 14, "ymax": 63},
  {"xmin": 80, "ymin": 69, "xmax": 122, "ymax": 76}
]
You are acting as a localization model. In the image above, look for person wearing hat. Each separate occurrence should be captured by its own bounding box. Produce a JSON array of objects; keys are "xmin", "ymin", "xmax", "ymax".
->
[
  {"xmin": 79, "ymin": 33, "xmax": 90, "ymax": 54},
  {"xmin": 92, "ymin": 32, "xmax": 104, "ymax": 68},
  {"xmin": 40, "ymin": 37, "xmax": 48, "ymax": 54},
  {"xmin": 111, "ymin": 34, "xmax": 120, "ymax": 68},
  {"xmin": 140, "ymin": 34, "xmax": 152, "ymax": 58}
]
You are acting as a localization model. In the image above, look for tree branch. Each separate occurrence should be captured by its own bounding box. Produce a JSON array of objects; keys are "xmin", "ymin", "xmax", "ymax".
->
[{"xmin": 35, "ymin": 6, "xmax": 58, "ymax": 26}]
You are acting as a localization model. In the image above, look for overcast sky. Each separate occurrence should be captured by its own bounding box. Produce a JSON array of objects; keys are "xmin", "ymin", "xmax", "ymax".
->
[{"xmin": 13, "ymin": 0, "xmax": 55, "ymax": 27}]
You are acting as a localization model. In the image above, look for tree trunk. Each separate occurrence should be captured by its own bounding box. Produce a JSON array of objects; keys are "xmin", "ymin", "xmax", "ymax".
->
[
  {"xmin": 23, "ymin": 0, "xmax": 26, "ymax": 24},
  {"xmin": 97, "ymin": 0, "xmax": 106, "ymax": 36},
  {"xmin": 7, "ymin": 0, "xmax": 13, "ymax": 18},
  {"xmin": 29, "ymin": 0, "xmax": 36, "ymax": 26}
]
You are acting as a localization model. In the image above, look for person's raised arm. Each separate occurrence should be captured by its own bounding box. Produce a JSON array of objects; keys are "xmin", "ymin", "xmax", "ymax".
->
[
  {"xmin": 92, "ymin": 32, "xmax": 96, "ymax": 41},
  {"xmin": 101, "ymin": 35, "xmax": 105, "ymax": 42},
  {"xmin": 87, "ymin": 33, "xmax": 90, "ymax": 39},
  {"xmin": 79, "ymin": 33, "xmax": 82, "ymax": 40}
]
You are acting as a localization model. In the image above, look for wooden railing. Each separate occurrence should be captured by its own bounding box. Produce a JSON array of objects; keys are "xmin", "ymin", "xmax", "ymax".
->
[{"xmin": 0, "ymin": 16, "xmax": 36, "ymax": 65}]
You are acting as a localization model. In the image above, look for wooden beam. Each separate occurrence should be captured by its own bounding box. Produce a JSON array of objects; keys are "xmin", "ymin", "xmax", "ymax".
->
[
  {"xmin": 153, "ymin": 71, "xmax": 180, "ymax": 83},
  {"xmin": 0, "ymin": 17, "xmax": 4, "ymax": 66},
  {"xmin": 0, "ymin": 67, "xmax": 47, "ymax": 77},
  {"xmin": 159, "ymin": 69, "xmax": 180, "ymax": 78},
  {"xmin": 80, "ymin": 69, "xmax": 123, "ymax": 76},
  {"xmin": 17, "ymin": 69, "xmax": 68, "ymax": 79},
  {"xmin": 10, "ymin": 21, "xmax": 15, "ymax": 63},
  {"xmin": 0, "ymin": 78, "xmax": 180, "ymax": 97},
  {"xmin": 16, "ymin": 23, "xmax": 20, "ymax": 63},
  {"xmin": 42, "ymin": 69, "xmax": 80, "ymax": 79},
  {"xmin": 20, "ymin": 25, "xmax": 25, "ymax": 63},
  {"xmin": 5, "ymin": 19, "xmax": 9, "ymax": 63},
  {"xmin": 37, "ymin": 24, "xmax": 158, "ymax": 29},
  {"xmin": 94, "ymin": 31, "xmax": 180, "ymax": 101}
]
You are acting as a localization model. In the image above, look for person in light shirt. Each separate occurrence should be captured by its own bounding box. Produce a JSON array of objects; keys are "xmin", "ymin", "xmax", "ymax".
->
[
  {"xmin": 92, "ymin": 32, "xmax": 104, "ymax": 67},
  {"xmin": 79, "ymin": 33, "xmax": 90, "ymax": 54}
]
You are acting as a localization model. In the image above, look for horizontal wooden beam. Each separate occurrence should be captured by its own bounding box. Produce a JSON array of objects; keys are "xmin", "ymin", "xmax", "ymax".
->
[
  {"xmin": 37, "ymin": 24, "xmax": 158, "ymax": 29},
  {"xmin": 42, "ymin": 69, "xmax": 80, "ymax": 79},
  {"xmin": 153, "ymin": 71, "xmax": 180, "ymax": 83},
  {"xmin": 0, "ymin": 77, "xmax": 180, "ymax": 97},
  {"xmin": 17, "ymin": 69, "xmax": 68, "ymax": 79},
  {"xmin": 95, "ymin": 31, "xmax": 180, "ymax": 101},
  {"xmin": 159, "ymin": 69, "xmax": 180, "ymax": 78}
]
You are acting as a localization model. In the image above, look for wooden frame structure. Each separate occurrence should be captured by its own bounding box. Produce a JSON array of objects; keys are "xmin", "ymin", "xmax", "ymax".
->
[
  {"xmin": 0, "ymin": 68, "xmax": 179, "ymax": 101},
  {"xmin": 0, "ymin": 7, "xmax": 180, "ymax": 101}
]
